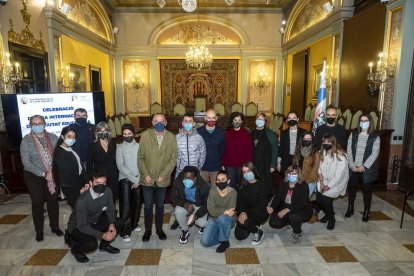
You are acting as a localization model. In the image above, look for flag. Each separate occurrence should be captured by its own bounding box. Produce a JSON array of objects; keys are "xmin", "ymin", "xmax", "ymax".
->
[{"xmin": 313, "ymin": 60, "xmax": 327, "ymax": 133}]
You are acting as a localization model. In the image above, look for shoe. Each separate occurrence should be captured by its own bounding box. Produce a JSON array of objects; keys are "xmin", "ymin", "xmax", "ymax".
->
[
  {"xmin": 51, "ymin": 227, "xmax": 64, "ymax": 236},
  {"xmin": 142, "ymin": 230, "xmax": 151, "ymax": 242},
  {"xmin": 156, "ymin": 229, "xmax": 167, "ymax": 240},
  {"xmin": 251, "ymin": 229, "xmax": 264, "ymax": 246},
  {"xmin": 179, "ymin": 230, "xmax": 190, "ymax": 244},
  {"xmin": 133, "ymin": 226, "xmax": 142, "ymax": 232},
  {"xmin": 216, "ymin": 241, "xmax": 230, "ymax": 253},
  {"xmin": 36, "ymin": 231, "xmax": 44, "ymax": 242},
  {"xmin": 344, "ymin": 205, "xmax": 354, "ymax": 218},
  {"xmin": 71, "ymin": 249, "xmax": 89, "ymax": 263},
  {"xmin": 362, "ymin": 210, "xmax": 370, "ymax": 222},
  {"xmin": 327, "ymin": 217, "xmax": 336, "ymax": 230},
  {"xmin": 307, "ymin": 214, "xmax": 318, "ymax": 224},
  {"xmin": 122, "ymin": 235, "xmax": 131, "ymax": 243},
  {"xmin": 99, "ymin": 244, "xmax": 120, "ymax": 254},
  {"xmin": 292, "ymin": 233, "xmax": 301, "ymax": 245},
  {"xmin": 170, "ymin": 220, "xmax": 179, "ymax": 230},
  {"xmin": 319, "ymin": 215, "xmax": 328, "ymax": 223},
  {"xmin": 198, "ymin": 227, "xmax": 205, "ymax": 235}
]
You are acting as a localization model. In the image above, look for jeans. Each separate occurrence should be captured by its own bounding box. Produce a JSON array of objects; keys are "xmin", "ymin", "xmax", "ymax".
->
[
  {"xmin": 201, "ymin": 215, "xmax": 235, "ymax": 247},
  {"xmin": 175, "ymin": 206, "xmax": 208, "ymax": 231},
  {"xmin": 142, "ymin": 186, "xmax": 166, "ymax": 231},
  {"xmin": 119, "ymin": 179, "xmax": 143, "ymax": 236},
  {"xmin": 348, "ymin": 171, "xmax": 372, "ymax": 211},
  {"xmin": 226, "ymin": 167, "xmax": 242, "ymax": 189},
  {"xmin": 308, "ymin": 183, "xmax": 317, "ymax": 198}
]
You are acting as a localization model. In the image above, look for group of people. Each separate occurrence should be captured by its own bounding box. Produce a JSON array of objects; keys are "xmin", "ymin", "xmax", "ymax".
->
[{"xmin": 20, "ymin": 106, "xmax": 380, "ymax": 262}]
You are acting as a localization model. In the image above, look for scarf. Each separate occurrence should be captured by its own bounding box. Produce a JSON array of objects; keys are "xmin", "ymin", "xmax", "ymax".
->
[
  {"xmin": 300, "ymin": 146, "xmax": 312, "ymax": 157},
  {"xmin": 31, "ymin": 132, "xmax": 56, "ymax": 194}
]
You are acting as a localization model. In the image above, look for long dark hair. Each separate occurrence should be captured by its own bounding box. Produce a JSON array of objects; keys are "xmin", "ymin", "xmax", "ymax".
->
[
  {"xmin": 292, "ymin": 131, "xmax": 318, "ymax": 167},
  {"xmin": 240, "ymin": 161, "xmax": 263, "ymax": 186},
  {"xmin": 227, "ymin": 112, "xmax": 245, "ymax": 130},
  {"xmin": 52, "ymin": 126, "xmax": 77, "ymax": 185},
  {"xmin": 320, "ymin": 133, "xmax": 345, "ymax": 161}
]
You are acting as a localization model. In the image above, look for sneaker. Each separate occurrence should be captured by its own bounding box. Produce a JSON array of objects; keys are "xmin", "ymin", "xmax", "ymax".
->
[
  {"xmin": 179, "ymin": 230, "xmax": 190, "ymax": 244},
  {"xmin": 251, "ymin": 229, "xmax": 264, "ymax": 246},
  {"xmin": 198, "ymin": 227, "xmax": 205, "ymax": 235},
  {"xmin": 292, "ymin": 233, "xmax": 301, "ymax": 245},
  {"xmin": 122, "ymin": 235, "xmax": 131, "ymax": 243},
  {"xmin": 216, "ymin": 241, "xmax": 230, "ymax": 253},
  {"xmin": 133, "ymin": 226, "xmax": 142, "ymax": 232}
]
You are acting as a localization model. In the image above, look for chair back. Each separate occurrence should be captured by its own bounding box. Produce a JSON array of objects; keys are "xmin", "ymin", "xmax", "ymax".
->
[
  {"xmin": 150, "ymin": 102, "xmax": 162, "ymax": 115},
  {"xmin": 213, "ymin": 103, "xmax": 225, "ymax": 116},
  {"xmin": 173, "ymin": 103, "xmax": 186, "ymax": 116},
  {"xmin": 246, "ymin": 102, "xmax": 258, "ymax": 116},
  {"xmin": 231, "ymin": 102, "xmax": 243, "ymax": 113}
]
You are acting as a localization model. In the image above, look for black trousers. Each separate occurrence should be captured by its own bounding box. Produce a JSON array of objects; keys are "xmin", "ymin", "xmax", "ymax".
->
[
  {"xmin": 119, "ymin": 179, "xmax": 143, "ymax": 236},
  {"xmin": 316, "ymin": 192, "xmax": 335, "ymax": 219},
  {"xmin": 142, "ymin": 186, "xmax": 166, "ymax": 231},
  {"xmin": 24, "ymin": 171, "xmax": 59, "ymax": 232},
  {"xmin": 348, "ymin": 171, "xmax": 372, "ymax": 211},
  {"xmin": 234, "ymin": 214, "xmax": 268, "ymax": 241},
  {"xmin": 269, "ymin": 209, "xmax": 312, "ymax": 234},
  {"xmin": 62, "ymin": 187, "xmax": 80, "ymax": 210},
  {"xmin": 69, "ymin": 212, "xmax": 115, "ymax": 254}
]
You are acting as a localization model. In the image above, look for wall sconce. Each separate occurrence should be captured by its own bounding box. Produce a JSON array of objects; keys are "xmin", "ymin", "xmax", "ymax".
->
[
  {"xmin": 125, "ymin": 67, "xmax": 145, "ymax": 90},
  {"xmin": 367, "ymin": 52, "xmax": 395, "ymax": 96},
  {"xmin": 254, "ymin": 67, "xmax": 271, "ymax": 92},
  {"xmin": 57, "ymin": 64, "xmax": 74, "ymax": 91},
  {"xmin": 279, "ymin": 19, "xmax": 286, "ymax": 34},
  {"xmin": 0, "ymin": 52, "xmax": 22, "ymax": 93}
]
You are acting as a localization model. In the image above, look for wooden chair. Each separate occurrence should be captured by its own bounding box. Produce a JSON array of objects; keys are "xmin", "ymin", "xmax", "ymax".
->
[
  {"xmin": 120, "ymin": 114, "xmax": 126, "ymax": 126},
  {"xmin": 195, "ymin": 97, "xmax": 207, "ymax": 113},
  {"xmin": 310, "ymin": 106, "xmax": 316, "ymax": 122},
  {"xmin": 173, "ymin": 103, "xmax": 186, "ymax": 116},
  {"xmin": 304, "ymin": 104, "xmax": 313, "ymax": 122},
  {"xmin": 125, "ymin": 113, "xmax": 131, "ymax": 124},
  {"xmin": 231, "ymin": 102, "xmax": 243, "ymax": 114},
  {"xmin": 114, "ymin": 116, "xmax": 122, "ymax": 136},
  {"xmin": 107, "ymin": 117, "xmax": 117, "ymax": 138},
  {"xmin": 214, "ymin": 103, "xmax": 225, "ymax": 116},
  {"xmin": 370, "ymin": 110, "xmax": 379, "ymax": 129},
  {"xmin": 342, "ymin": 108, "xmax": 352, "ymax": 130},
  {"xmin": 150, "ymin": 102, "xmax": 162, "ymax": 115},
  {"xmin": 272, "ymin": 113, "xmax": 285, "ymax": 136},
  {"xmin": 337, "ymin": 115, "xmax": 346, "ymax": 126},
  {"xmin": 246, "ymin": 102, "xmax": 258, "ymax": 116},
  {"xmin": 350, "ymin": 110, "xmax": 363, "ymax": 129}
]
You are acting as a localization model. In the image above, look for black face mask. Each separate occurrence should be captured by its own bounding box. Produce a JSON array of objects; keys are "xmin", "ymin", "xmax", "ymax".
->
[
  {"xmin": 288, "ymin": 120, "xmax": 298, "ymax": 127},
  {"xmin": 93, "ymin": 184, "xmax": 106, "ymax": 194},
  {"xmin": 123, "ymin": 136, "xmax": 134, "ymax": 143},
  {"xmin": 75, "ymin": 117, "xmax": 87, "ymax": 125},
  {"xmin": 322, "ymin": 144, "xmax": 332, "ymax": 151},
  {"xmin": 98, "ymin": 132, "xmax": 110, "ymax": 140},
  {"xmin": 326, "ymin": 117, "xmax": 336, "ymax": 124},
  {"xmin": 302, "ymin": 140, "xmax": 312, "ymax": 147},
  {"xmin": 216, "ymin": 181, "xmax": 228, "ymax": 190}
]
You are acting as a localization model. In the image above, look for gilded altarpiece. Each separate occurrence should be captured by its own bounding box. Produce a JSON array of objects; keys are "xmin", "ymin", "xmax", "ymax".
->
[
  {"xmin": 123, "ymin": 60, "xmax": 151, "ymax": 115},
  {"xmin": 248, "ymin": 61, "xmax": 275, "ymax": 113},
  {"xmin": 160, "ymin": 59, "xmax": 238, "ymax": 115}
]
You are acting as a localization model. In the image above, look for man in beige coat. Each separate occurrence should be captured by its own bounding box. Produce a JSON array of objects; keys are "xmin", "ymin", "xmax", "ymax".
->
[{"xmin": 138, "ymin": 113, "xmax": 177, "ymax": 242}]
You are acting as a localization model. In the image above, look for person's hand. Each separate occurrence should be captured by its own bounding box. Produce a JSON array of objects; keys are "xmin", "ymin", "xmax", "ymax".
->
[
  {"xmin": 267, "ymin": 206, "xmax": 274, "ymax": 214},
  {"xmin": 277, "ymin": 163, "xmax": 281, "ymax": 172},
  {"xmin": 45, "ymin": 171, "xmax": 53, "ymax": 182},
  {"xmin": 224, "ymin": 208, "xmax": 235, "ymax": 216},
  {"xmin": 183, "ymin": 203, "xmax": 194, "ymax": 214},
  {"xmin": 102, "ymin": 231, "xmax": 115, "ymax": 241},
  {"xmin": 108, "ymin": 224, "xmax": 117, "ymax": 236},
  {"xmin": 80, "ymin": 183, "xmax": 90, "ymax": 194},
  {"xmin": 358, "ymin": 166, "xmax": 365, "ymax": 172},
  {"xmin": 270, "ymin": 167, "xmax": 275, "ymax": 173},
  {"xmin": 144, "ymin": 176, "xmax": 152, "ymax": 184},
  {"xmin": 351, "ymin": 166, "xmax": 358, "ymax": 172},
  {"xmin": 278, "ymin": 208, "xmax": 290, "ymax": 218},
  {"xmin": 157, "ymin": 176, "xmax": 164, "ymax": 183},
  {"xmin": 131, "ymin": 183, "xmax": 139, "ymax": 189},
  {"xmin": 238, "ymin": 212, "xmax": 247, "ymax": 224}
]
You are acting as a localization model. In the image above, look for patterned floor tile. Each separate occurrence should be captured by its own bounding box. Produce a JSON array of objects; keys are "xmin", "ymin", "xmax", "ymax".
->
[
  {"xmin": 358, "ymin": 211, "xmax": 392, "ymax": 221},
  {"xmin": 24, "ymin": 249, "xmax": 69, "ymax": 266},
  {"xmin": 0, "ymin": 215, "xmax": 28, "ymax": 224},
  {"xmin": 316, "ymin": 246, "xmax": 358, "ymax": 263},
  {"xmin": 403, "ymin": 244, "xmax": 414, "ymax": 253},
  {"xmin": 225, "ymin": 248, "xmax": 260, "ymax": 265},
  {"xmin": 125, "ymin": 249, "xmax": 162, "ymax": 265}
]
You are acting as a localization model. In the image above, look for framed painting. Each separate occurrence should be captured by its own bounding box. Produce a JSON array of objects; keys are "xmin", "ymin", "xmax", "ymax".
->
[
  {"xmin": 313, "ymin": 64, "xmax": 323, "ymax": 100},
  {"xmin": 69, "ymin": 64, "xmax": 86, "ymax": 91}
]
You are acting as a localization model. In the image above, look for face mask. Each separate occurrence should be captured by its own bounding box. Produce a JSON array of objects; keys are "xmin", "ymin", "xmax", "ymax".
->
[
  {"xmin": 243, "ymin": 172, "xmax": 255, "ymax": 181},
  {"xmin": 322, "ymin": 144, "xmax": 332, "ymax": 151},
  {"xmin": 216, "ymin": 181, "xmax": 228, "ymax": 190},
  {"xmin": 31, "ymin": 125, "xmax": 45, "ymax": 134},
  {"xmin": 183, "ymin": 179, "xmax": 194, "ymax": 188},
  {"xmin": 326, "ymin": 117, "xmax": 336, "ymax": 124},
  {"xmin": 288, "ymin": 120, "xmax": 298, "ymax": 127},
  {"xmin": 75, "ymin": 118, "xmax": 87, "ymax": 125},
  {"xmin": 97, "ymin": 132, "xmax": 109, "ymax": 140},
  {"xmin": 360, "ymin": 122, "xmax": 370, "ymax": 130},
  {"xmin": 64, "ymin": 138, "xmax": 76, "ymax": 147},
  {"xmin": 123, "ymin": 136, "xmax": 134, "ymax": 143},
  {"xmin": 154, "ymin": 122, "xmax": 165, "ymax": 132},
  {"xmin": 183, "ymin": 123, "xmax": 193, "ymax": 131},
  {"xmin": 232, "ymin": 122, "xmax": 241, "ymax": 129},
  {"xmin": 287, "ymin": 174, "xmax": 298, "ymax": 183},
  {"xmin": 302, "ymin": 140, "xmax": 312, "ymax": 147},
  {"xmin": 255, "ymin": 119, "xmax": 265, "ymax": 128},
  {"xmin": 93, "ymin": 184, "xmax": 106, "ymax": 194},
  {"xmin": 206, "ymin": 121, "xmax": 216, "ymax": 127}
]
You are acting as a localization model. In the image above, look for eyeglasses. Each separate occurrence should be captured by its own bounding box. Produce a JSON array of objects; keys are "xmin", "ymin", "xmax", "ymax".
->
[
  {"xmin": 31, "ymin": 123, "xmax": 44, "ymax": 126},
  {"xmin": 360, "ymin": 120, "xmax": 370, "ymax": 122},
  {"xmin": 152, "ymin": 121, "xmax": 165, "ymax": 124}
]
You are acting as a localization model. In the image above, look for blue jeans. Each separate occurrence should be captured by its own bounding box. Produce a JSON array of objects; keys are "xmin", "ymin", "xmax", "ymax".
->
[
  {"xmin": 201, "ymin": 215, "xmax": 235, "ymax": 247},
  {"xmin": 308, "ymin": 183, "xmax": 317, "ymax": 198},
  {"xmin": 142, "ymin": 186, "xmax": 166, "ymax": 231},
  {"xmin": 226, "ymin": 167, "xmax": 242, "ymax": 189}
]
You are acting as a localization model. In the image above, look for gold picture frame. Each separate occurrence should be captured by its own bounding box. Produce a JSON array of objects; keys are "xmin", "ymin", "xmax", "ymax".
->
[
  {"xmin": 69, "ymin": 64, "xmax": 87, "ymax": 91},
  {"xmin": 313, "ymin": 64, "xmax": 323, "ymax": 100}
]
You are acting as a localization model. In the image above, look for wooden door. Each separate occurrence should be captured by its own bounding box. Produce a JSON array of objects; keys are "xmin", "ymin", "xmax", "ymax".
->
[{"xmin": 291, "ymin": 49, "xmax": 309, "ymax": 119}]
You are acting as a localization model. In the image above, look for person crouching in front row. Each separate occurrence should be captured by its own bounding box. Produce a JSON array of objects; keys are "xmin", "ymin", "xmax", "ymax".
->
[
  {"xmin": 66, "ymin": 170, "xmax": 120, "ymax": 263},
  {"xmin": 171, "ymin": 166, "xmax": 210, "ymax": 244},
  {"xmin": 268, "ymin": 165, "xmax": 313, "ymax": 245},
  {"xmin": 201, "ymin": 170, "xmax": 237, "ymax": 253}
]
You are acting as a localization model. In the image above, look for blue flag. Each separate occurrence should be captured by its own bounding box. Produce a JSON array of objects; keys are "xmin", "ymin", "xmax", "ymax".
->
[{"xmin": 313, "ymin": 60, "xmax": 327, "ymax": 133}]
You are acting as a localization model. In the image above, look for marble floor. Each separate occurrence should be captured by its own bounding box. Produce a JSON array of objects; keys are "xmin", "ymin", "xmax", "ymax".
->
[{"xmin": 0, "ymin": 193, "xmax": 414, "ymax": 276}]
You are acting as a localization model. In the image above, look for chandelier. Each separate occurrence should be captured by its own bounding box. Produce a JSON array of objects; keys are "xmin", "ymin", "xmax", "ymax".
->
[
  {"xmin": 254, "ymin": 67, "xmax": 271, "ymax": 92},
  {"xmin": 158, "ymin": 0, "xmax": 235, "ymax": 11},
  {"xmin": 57, "ymin": 64, "xmax": 75, "ymax": 91},
  {"xmin": 185, "ymin": 28, "xmax": 213, "ymax": 70},
  {"xmin": 125, "ymin": 67, "xmax": 145, "ymax": 90},
  {"xmin": 0, "ymin": 52, "xmax": 22, "ymax": 93}
]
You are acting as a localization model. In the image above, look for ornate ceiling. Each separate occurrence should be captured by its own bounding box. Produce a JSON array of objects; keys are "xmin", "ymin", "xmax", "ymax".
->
[{"xmin": 101, "ymin": 0, "xmax": 292, "ymax": 9}]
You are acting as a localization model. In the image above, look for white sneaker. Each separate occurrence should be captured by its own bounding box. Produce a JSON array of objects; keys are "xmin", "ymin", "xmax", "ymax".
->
[
  {"xmin": 122, "ymin": 235, "xmax": 131, "ymax": 243},
  {"xmin": 251, "ymin": 229, "xmax": 264, "ymax": 246},
  {"xmin": 133, "ymin": 226, "xmax": 142, "ymax": 232}
]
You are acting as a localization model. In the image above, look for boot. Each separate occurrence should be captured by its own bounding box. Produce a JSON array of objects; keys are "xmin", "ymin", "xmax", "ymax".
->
[
  {"xmin": 344, "ymin": 205, "xmax": 354, "ymax": 218},
  {"xmin": 362, "ymin": 209, "xmax": 370, "ymax": 222},
  {"xmin": 327, "ymin": 216, "xmax": 336, "ymax": 230}
]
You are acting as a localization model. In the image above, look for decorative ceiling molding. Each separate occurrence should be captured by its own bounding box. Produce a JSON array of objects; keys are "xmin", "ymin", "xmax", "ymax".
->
[
  {"xmin": 164, "ymin": 25, "xmax": 236, "ymax": 45},
  {"xmin": 8, "ymin": 0, "xmax": 45, "ymax": 51}
]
